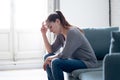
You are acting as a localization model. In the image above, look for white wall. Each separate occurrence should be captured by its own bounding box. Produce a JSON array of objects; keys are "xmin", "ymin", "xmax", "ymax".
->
[
  {"xmin": 111, "ymin": 0, "xmax": 120, "ymax": 28},
  {"xmin": 60, "ymin": 0, "xmax": 109, "ymax": 28}
]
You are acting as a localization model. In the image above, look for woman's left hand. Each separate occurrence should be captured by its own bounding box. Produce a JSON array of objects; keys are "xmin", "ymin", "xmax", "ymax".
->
[{"xmin": 43, "ymin": 56, "xmax": 54, "ymax": 71}]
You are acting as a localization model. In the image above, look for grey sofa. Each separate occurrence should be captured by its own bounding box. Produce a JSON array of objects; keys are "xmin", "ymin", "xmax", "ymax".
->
[
  {"xmin": 67, "ymin": 27, "xmax": 119, "ymax": 80},
  {"xmin": 104, "ymin": 31, "xmax": 120, "ymax": 80},
  {"xmin": 104, "ymin": 53, "xmax": 120, "ymax": 80}
]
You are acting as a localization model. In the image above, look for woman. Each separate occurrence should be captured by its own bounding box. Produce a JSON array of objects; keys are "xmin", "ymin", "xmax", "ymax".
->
[{"xmin": 41, "ymin": 11, "xmax": 97, "ymax": 80}]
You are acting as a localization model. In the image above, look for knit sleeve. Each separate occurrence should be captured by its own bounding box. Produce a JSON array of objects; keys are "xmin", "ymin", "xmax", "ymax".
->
[{"xmin": 51, "ymin": 34, "xmax": 65, "ymax": 53}]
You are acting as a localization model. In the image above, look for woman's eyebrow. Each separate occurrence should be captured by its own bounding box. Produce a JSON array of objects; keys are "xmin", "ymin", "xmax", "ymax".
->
[{"xmin": 47, "ymin": 24, "xmax": 49, "ymax": 27}]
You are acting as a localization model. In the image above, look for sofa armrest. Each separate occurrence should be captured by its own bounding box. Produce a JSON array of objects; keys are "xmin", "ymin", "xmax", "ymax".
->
[{"xmin": 103, "ymin": 53, "xmax": 120, "ymax": 80}]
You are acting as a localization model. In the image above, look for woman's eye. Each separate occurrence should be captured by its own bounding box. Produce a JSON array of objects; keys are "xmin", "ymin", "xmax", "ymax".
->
[{"xmin": 49, "ymin": 26, "xmax": 52, "ymax": 29}]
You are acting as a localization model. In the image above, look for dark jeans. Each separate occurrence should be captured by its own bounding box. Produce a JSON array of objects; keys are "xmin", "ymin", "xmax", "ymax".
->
[{"xmin": 44, "ymin": 53, "xmax": 87, "ymax": 80}]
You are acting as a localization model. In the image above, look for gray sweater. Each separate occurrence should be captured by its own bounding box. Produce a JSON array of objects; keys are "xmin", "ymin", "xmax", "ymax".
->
[{"xmin": 51, "ymin": 27, "xmax": 97, "ymax": 68}]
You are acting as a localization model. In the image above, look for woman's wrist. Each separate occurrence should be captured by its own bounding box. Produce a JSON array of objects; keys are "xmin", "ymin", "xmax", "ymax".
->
[{"xmin": 41, "ymin": 33, "xmax": 46, "ymax": 36}]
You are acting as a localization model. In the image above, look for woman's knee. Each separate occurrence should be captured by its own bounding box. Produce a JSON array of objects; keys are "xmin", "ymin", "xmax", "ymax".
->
[{"xmin": 51, "ymin": 58, "xmax": 61, "ymax": 67}]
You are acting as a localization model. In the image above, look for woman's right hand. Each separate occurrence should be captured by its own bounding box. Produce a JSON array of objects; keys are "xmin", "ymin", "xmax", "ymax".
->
[{"xmin": 40, "ymin": 22, "xmax": 48, "ymax": 35}]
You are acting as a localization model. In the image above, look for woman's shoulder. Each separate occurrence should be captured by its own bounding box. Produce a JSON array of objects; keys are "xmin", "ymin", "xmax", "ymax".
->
[
  {"xmin": 68, "ymin": 26, "xmax": 77, "ymax": 32},
  {"xmin": 68, "ymin": 26, "xmax": 84, "ymax": 34}
]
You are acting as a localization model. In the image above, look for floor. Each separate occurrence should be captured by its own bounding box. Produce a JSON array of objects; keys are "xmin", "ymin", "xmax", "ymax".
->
[
  {"xmin": 0, "ymin": 69, "xmax": 48, "ymax": 80},
  {"xmin": 0, "ymin": 69, "xmax": 68, "ymax": 80}
]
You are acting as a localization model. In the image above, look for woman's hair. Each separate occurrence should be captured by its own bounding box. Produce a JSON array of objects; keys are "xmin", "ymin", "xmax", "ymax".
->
[{"xmin": 46, "ymin": 11, "xmax": 71, "ymax": 29}]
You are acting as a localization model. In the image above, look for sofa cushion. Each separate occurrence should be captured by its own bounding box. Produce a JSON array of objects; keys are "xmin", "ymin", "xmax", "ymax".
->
[
  {"xmin": 80, "ymin": 71, "xmax": 103, "ymax": 80},
  {"xmin": 68, "ymin": 61, "xmax": 103, "ymax": 79},
  {"xmin": 110, "ymin": 31, "xmax": 120, "ymax": 53},
  {"xmin": 71, "ymin": 67, "xmax": 102, "ymax": 79},
  {"xmin": 83, "ymin": 27, "xmax": 119, "ymax": 60}
]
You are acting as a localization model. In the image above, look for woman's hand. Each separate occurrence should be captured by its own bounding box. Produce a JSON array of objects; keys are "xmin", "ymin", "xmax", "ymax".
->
[
  {"xmin": 40, "ymin": 22, "xmax": 48, "ymax": 35},
  {"xmin": 43, "ymin": 56, "xmax": 55, "ymax": 71}
]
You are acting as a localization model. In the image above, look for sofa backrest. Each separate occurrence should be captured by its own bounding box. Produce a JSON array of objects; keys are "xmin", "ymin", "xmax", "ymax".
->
[{"xmin": 83, "ymin": 27, "xmax": 119, "ymax": 60}]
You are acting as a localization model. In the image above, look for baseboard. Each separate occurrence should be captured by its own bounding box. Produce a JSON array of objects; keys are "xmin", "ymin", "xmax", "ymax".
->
[{"xmin": 0, "ymin": 59, "xmax": 43, "ymax": 70}]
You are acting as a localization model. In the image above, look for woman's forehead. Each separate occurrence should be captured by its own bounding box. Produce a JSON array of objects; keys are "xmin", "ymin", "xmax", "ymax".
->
[
  {"xmin": 46, "ymin": 22, "xmax": 54, "ymax": 26},
  {"xmin": 45, "ymin": 22, "xmax": 50, "ymax": 27},
  {"xmin": 46, "ymin": 22, "xmax": 52, "ymax": 28},
  {"xmin": 46, "ymin": 22, "xmax": 49, "ymax": 26}
]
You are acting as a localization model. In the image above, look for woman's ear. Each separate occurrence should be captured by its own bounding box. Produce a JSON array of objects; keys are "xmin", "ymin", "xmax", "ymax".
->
[{"xmin": 55, "ymin": 19, "xmax": 60, "ymax": 24}]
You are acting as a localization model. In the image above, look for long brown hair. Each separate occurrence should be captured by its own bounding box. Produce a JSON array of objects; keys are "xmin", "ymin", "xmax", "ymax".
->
[{"xmin": 46, "ymin": 11, "xmax": 71, "ymax": 29}]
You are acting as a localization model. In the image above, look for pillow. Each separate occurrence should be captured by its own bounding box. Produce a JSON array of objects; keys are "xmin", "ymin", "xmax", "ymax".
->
[{"xmin": 110, "ymin": 31, "xmax": 120, "ymax": 53}]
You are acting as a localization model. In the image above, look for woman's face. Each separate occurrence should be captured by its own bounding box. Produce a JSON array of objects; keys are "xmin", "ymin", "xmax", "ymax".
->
[{"xmin": 46, "ymin": 19, "xmax": 61, "ymax": 34}]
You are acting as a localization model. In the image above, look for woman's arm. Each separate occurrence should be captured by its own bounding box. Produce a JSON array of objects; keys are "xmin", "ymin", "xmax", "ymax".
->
[
  {"xmin": 43, "ymin": 53, "xmax": 59, "ymax": 70},
  {"xmin": 41, "ymin": 22, "xmax": 52, "ymax": 53},
  {"xmin": 41, "ymin": 22, "xmax": 64, "ymax": 53}
]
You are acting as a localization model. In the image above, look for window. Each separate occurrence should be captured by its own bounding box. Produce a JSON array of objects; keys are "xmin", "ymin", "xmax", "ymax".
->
[
  {"xmin": 0, "ymin": 0, "xmax": 11, "ymax": 60},
  {"xmin": 0, "ymin": 0, "xmax": 48, "ymax": 69},
  {"xmin": 0, "ymin": 0, "xmax": 10, "ymax": 30},
  {"xmin": 14, "ymin": 0, "xmax": 47, "ymax": 60}
]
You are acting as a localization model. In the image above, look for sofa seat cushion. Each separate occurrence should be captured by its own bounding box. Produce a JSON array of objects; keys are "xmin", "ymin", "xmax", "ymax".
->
[
  {"xmin": 80, "ymin": 71, "xmax": 103, "ymax": 80},
  {"xmin": 68, "ymin": 61, "xmax": 103, "ymax": 79},
  {"xmin": 71, "ymin": 67, "xmax": 102, "ymax": 79}
]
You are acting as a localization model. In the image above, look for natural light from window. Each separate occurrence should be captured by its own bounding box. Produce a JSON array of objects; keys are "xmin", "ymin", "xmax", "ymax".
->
[
  {"xmin": 14, "ymin": 0, "xmax": 47, "ymax": 31},
  {"xmin": 0, "ymin": 0, "xmax": 10, "ymax": 29},
  {"xmin": 0, "ymin": 0, "xmax": 48, "ymax": 63}
]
